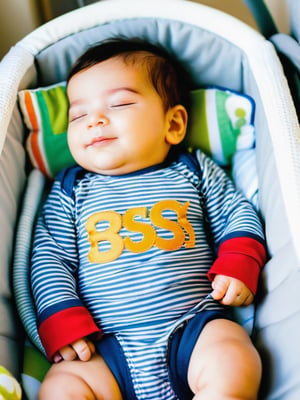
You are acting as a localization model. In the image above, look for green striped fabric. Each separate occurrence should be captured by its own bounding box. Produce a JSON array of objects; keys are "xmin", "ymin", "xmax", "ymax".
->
[
  {"xmin": 36, "ymin": 86, "xmax": 73, "ymax": 177},
  {"xmin": 18, "ymin": 83, "xmax": 75, "ymax": 178},
  {"xmin": 187, "ymin": 88, "xmax": 255, "ymax": 166}
]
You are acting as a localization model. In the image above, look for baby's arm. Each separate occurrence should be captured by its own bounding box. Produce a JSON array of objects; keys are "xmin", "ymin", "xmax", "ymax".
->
[
  {"xmin": 195, "ymin": 151, "xmax": 267, "ymax": 297},
  {"xmin": 211, "ymin": 274, "xmax": 254, "ymax": 306},
  {"xmin": 31, "ymin": 174, "xmax": 102, "ymax": 361},
  {"xmin": 53, "ymin": 338, "xmax": 96, "ymax": 363}
]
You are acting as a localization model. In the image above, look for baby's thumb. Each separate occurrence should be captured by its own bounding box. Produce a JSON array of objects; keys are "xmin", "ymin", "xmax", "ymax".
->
[
  {"xmin": 210, "ymin": 276, "xmax": 227, "ymax": 300},
  {"xmin": 211, "ymin": 284, "xmax": 224, "ymax": 300}
]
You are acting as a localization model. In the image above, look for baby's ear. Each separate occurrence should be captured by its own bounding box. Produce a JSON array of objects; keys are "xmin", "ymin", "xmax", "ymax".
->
[{"xmin": 166, "ymin": 105, "xmax": 188, "ymax": 145}]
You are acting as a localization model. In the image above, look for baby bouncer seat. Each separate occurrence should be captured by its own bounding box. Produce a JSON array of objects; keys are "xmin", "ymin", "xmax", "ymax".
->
[{"xmin": 0, "ymin": 0, "xmax": 299, "ymax": 399}]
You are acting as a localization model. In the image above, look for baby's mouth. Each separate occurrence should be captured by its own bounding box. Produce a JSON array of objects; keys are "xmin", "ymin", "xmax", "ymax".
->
[{"xmin": 88, "ymin": 136, "xmax": 116, "ymax": 147}]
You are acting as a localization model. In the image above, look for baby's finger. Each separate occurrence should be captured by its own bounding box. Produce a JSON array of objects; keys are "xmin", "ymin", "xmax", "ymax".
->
[
  {"xmin": 211, "ymin": 286, "xmax": 225, "ymax": 300},
  {"xmin": 241, "ymin": 292, "xmax": 254, "ymax": 306},
  {"xmin": 87, "ymin": 340, "xmax": 96, "ymax": 355},
  {"xmin": 218, "ymin": 282, "xmax": 245, "ymax": 305},
  {"xmin": 211, "ymin": 276, "xmax": 229, "ymax": 300},
  {"xmin": 53, "ymin": 352, "xmax": 63, "ymax": 363},
  {"xmin": 59, "ymin": 345, "xmax": 77, "ymax": 361},
  {"xmin": 221, "ymin": 289, "xmax": 250, "ymax": 306},
  {"xmin": 72, "ymin": 339, "xmax": 94, "ymax": 362}
]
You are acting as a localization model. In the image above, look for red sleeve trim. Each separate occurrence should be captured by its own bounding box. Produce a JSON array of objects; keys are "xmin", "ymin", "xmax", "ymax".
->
[
  {"xmin": 38, "ymin": 306, "xmax": 102, "ymax": 361},
  {"xmin": 207, "ymin": 237, "xmax": 267, "ymax": 294}
]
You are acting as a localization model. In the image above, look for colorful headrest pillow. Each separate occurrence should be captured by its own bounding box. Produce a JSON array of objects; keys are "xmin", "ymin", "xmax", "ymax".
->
[{"xmin": 18, "ymin": 83, "xmax": 255, "ymax": 178}]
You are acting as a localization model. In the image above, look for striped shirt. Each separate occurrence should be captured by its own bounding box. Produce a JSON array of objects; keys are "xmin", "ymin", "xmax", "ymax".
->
[{"xmin": 31, "ymin": 149, "xmax": 266, "ymax": 399}]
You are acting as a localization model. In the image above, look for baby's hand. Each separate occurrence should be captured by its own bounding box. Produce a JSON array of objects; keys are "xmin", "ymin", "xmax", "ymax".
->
[
  {"xmin": 53, "ymin": 338, "xmax": 95, "ymax": 363},
  {"xmin": 211, "ymin": 274, "xmax": 254, "ymax": 306}
]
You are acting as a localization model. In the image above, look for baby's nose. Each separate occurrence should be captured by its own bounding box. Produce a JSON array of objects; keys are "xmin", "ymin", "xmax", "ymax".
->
[{"xmin": 88, "ymin": 114, "xmax": 109, "ymax": 128}]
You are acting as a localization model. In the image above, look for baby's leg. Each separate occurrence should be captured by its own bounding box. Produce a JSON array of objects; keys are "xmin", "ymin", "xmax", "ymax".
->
[
  {"xmin": 38, "ymin": 353, "xmax": 122, "ymax": 400},
  {"xmin": 188, "ymin": 319, "xmax": 261, "ymax": 400}
]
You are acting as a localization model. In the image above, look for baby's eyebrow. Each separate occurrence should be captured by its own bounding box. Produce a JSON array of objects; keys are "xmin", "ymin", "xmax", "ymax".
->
[
  {"xmin": 68, "ymin": 101, "xmax": 84, "ymax": 113},
  {"xmin": 68, "ymin": 96, "xmax": 86, "ymax": 108},
  {"xmin": 69, "ymin": 101, "xmax": 81, "ymax": 108}
]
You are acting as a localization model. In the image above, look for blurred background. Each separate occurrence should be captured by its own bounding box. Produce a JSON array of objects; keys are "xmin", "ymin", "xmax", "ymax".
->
[{"xmin": 0, "ymin": 0, "xmax": 289, "ymax": 59}]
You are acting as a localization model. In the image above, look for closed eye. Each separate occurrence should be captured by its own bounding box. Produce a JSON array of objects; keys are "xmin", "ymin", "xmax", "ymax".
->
[
  {"xmin": 110, "ymin": 102, "xmax": 135, "ymax": 108},
  {"xmin": 69, "ymin": 113, "xmax": 87, "ymax": 123}
]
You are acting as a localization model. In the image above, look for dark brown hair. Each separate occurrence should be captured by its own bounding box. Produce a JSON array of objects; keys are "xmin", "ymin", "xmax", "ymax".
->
[{"xmin": 67, "ymin": 38, "xmax": 191, "ymax": 111}]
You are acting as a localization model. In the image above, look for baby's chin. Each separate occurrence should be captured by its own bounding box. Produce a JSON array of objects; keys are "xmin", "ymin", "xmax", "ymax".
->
[
  {"xmin": 74, "ymin": 152, "xmax": 162, "ymax": 176},
  {"xmin": 80, "ymin": 161, "xmax": 138, "ymax": 176}
]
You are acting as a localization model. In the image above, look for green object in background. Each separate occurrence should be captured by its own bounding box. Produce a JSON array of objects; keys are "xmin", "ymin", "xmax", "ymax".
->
[{"xmin": 0, "ymin": 365, "xmax": 22, "ymax": 400}]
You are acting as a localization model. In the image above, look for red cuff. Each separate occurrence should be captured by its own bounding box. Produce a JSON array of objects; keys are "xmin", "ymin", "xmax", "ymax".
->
[
  {"xmin": 208, "ymin": 237, "xmax": 267, "ymax": 294},
  {"xmin": 38, "ymin": 306, "xmax": 102, "ymax": 361}
]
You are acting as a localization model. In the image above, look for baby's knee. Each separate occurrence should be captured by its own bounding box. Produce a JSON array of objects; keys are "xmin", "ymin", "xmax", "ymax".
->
[
  {"xmin": 189, "ymin": 334, "xmax": 261, "ymax": 399},
  {"xmin": 38, "ymin": 371, "xmax": 96, "ymax": 400},
  {"xmin": 217, "ymin": 336, "xmax": 262, "ymax": 391},
  {"xmin": 38, "ymin": 353, "xmax": 122, "ymax": 400}
]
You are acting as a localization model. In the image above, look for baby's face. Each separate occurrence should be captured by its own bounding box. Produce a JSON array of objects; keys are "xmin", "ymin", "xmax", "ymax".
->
[{"xmin": 67, "ymin": 56, "xmax": 186, "ymax": 175}]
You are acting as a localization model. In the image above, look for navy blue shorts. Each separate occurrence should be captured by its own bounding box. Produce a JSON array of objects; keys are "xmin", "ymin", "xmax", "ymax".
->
[{"xmin": 95, "ymin": 309, "xmax": 231, "ymax": 400}]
